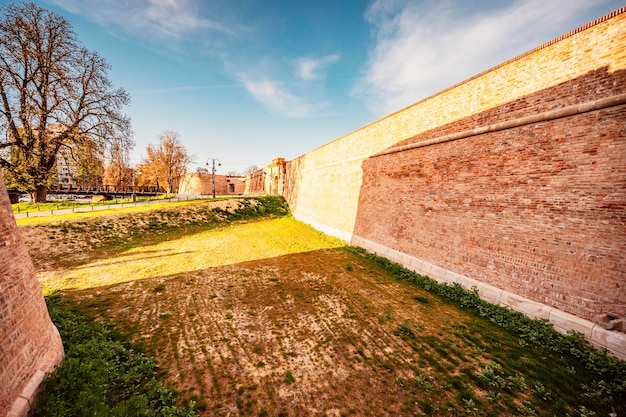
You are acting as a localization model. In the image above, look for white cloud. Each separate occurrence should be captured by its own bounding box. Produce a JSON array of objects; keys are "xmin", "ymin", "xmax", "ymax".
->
[
  {"xmin": 355, "ymin": 0, "xmax": 618, "ymax": 116},
  {"xmin": 295, "ymin": 54, "xmax": 340, "ymax": 81},
  {"xmin": 131, "ymin": 84, "xmax": 234, "ymax": 95},
  {"xmin": 239, "ymin": 76, "xmax": 326, "ymax": 118},
  {"xmin": 45, "ymin": 0, "xmax": 230, "ymax": 43}
]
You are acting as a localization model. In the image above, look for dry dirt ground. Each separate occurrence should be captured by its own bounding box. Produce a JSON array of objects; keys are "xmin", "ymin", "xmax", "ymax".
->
[
  {"xmin": 66, "ymin": 248, "xmax": 488, "ymax": 417},
  {"xmin": 19, "ymin": 200, "xmax": 587, "ymax": 417}
]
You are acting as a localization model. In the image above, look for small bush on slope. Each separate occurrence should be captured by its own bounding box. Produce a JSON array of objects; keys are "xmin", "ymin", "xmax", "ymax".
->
[{"xmin": 34, "ymin": 295, "xmax": 196, "ymax": 417}]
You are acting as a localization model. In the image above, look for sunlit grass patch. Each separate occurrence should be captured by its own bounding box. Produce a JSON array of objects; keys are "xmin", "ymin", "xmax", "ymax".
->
[{"xmin": 41, "ymin": 217, "xmax": 345, "ymax": 293}]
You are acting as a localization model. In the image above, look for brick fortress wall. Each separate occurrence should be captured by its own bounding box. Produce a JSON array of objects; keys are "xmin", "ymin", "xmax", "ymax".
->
[
  {"xmin": 283, "ymin": 10, "xmax": 626, "ymax": 356},
  {"xmin": 178, "ymin": 173, "xmax": 245, "ymax": 196},
  {"xmin": 0, "ymin": 171, "xmax": 64, "ymax": 416}
]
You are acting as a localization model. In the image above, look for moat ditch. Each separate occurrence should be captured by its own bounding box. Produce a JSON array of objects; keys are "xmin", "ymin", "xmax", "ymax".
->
[{"xmin": 19, "ymin": 197, "xmax": 626, "ymax": 417}]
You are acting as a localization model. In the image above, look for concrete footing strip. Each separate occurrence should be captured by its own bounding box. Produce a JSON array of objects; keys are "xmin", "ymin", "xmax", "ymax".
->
[{"xmin": 351, "ymin": 235, "xmax": 626, "ymax": 359}]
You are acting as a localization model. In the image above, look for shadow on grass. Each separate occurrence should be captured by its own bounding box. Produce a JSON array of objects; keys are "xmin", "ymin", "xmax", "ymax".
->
[
  {"xmin": 68, "ymin": 249, "xmax": 198, "ymax": 270},
  {"xmin": 26, "ymin": 196, "xmax": 295, "ymax": 271},
  {"xmin": 54, "ymin": 247, "xmax": 625, "ymax": 417},
  {"xmin": 40, "ymin": 216, "xmax": 346, "ymax": 294}
]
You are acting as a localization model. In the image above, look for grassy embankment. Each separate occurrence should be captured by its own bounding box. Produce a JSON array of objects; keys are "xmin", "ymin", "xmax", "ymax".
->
[{"xmin": 24, "ymin": 196, "xmax": 625, "ymax": 417}]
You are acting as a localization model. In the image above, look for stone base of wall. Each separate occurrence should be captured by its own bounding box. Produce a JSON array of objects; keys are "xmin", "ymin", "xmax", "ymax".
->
[
  {"xmin": 352, "ymin": 235, "xmax": 626, "ymax": 360},
  {"xmin": 6, "ymin": 327, "xmax": 64, "ymax": 417}
]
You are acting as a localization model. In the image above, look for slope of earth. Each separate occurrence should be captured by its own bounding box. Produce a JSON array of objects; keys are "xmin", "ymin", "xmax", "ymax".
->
[{"xmin": 19, "ymin": 197, "xmax": 624, "ymax": 417}]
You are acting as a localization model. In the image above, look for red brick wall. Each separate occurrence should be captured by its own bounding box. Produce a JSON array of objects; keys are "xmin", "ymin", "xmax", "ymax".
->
[
  {"xmin": 354, "ymin": 71, "xmax": 626, "ymax": 321},
  {"xmin": 283, "ymin": 9, "xmax": 626, "ymax": 353},
  {"xmin": 285, "ymin": 10, "xmax": 626, "ymax": 242},
  {"xmin": 0, "ymin": 172, "xmax": 64, "ymax": 416}
]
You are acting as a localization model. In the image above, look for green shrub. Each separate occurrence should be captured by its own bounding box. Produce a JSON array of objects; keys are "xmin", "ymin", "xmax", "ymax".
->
[
  {"xmin": 284, "ymin": 370, "xmax": 295, "ymax": 385},
  {"xmin": 34, "ymin": 295, "xmax": 196, "ymax": 417}
]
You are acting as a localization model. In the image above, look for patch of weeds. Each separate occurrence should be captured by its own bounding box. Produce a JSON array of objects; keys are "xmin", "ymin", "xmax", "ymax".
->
[
  {"xmin": 378, "ymin": 308, "xmax": 394, "ymax": 323},
  {"xmin": 225, "ymin": 313, "xmax": 233, "ymax": 320},
  {"xmin": 532, "ymin": 382, "xmax": 552, "ymax": 402},
  {"xmin": 463, "ymin": 398, "xmax": 480, "ymax": 416},
  {"xmin": 153, "ymin": 283, "xmax": 166, "ymax": 293},
  {"xmin": 35, "ymin": 294, "xmax": 195, "ymax": 417},
  {"xmin": 419, "ymin": 399, "xmax": 435, "ymax": 415},
  {"xmin": 256, "ymin": 361, "xmax": 265, "ymax": 367},
  {"xmin": 359, "ymin": 249, "xmax": 626, "ymax": 415},
  {"xmin": 394, "ymin": 320, "xmax": 416, "ymax": 339},
  {"xmin": 413, "ymin": 295, "xmax": 430, "ymax": 304},
  {"xmin": 284, "ymin": 370, "xmax": 296, "ymax": 385},
  {"xmin": 477, "ymin": 362, "xmax": 507, "ymax": 391},
  {"xmin": 508, "ymin": 374, "xmax": 528, "ymax": 393},
  {"xmin": 345, "ymin": 263, "xmax": 353, "ymax": 271},
  {"xmin": 414, "ymin": 374, "xmax": 435, "ymax": 391}
]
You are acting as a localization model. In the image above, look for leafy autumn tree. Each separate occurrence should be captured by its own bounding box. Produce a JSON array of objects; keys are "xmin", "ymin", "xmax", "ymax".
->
[
  {"xmin": 135, "ymin": 131, "xmax": 192, "ymax": 193},
  {"xmin": 103, "ymin": 162, "xmax": 133, "ymax": 190},
  {"xmin": 0, "ymin": 3, "xmax": 133, "ymax": 202}
]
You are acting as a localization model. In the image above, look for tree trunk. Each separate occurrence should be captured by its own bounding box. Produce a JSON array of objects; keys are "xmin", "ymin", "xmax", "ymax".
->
[{"xmin": 32, "ymin": 185, "xmax": 48, "ymax": 203}]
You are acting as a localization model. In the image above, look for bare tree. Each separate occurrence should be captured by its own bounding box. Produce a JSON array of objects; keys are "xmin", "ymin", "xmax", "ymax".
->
[
  {"xmin": 243, "ymin": 165, "xmax": 260, "ymax": 175},
  {"xmin": 0, "ymin": 3, "xmax": 133, "ymax": 202},
  {"xmin": 135, "ymin": 131, "xmax": 193, "ymax": 193},
  {"xmin": 69, "ymin": 138, "xmax": 105, "ymax": 186},
  {"xmin": 102, "ymin": 139, "xmax": 133, "ymax": 189}
]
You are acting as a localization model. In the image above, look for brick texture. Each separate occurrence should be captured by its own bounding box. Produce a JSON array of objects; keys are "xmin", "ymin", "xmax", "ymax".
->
[
  {"xmin": 283, "ymin": 10, "xmax": 626, "ymax": 348},
  {"xmin": 178, "ymin": 173, "xmax": 245, "ymax": 196},
  {"xmin": 0, "ymin": 172, "xmax": 64, "ymax": 417},
  {"xmin": 355, "ymin": 91, "xmax": 626, "ymax": 321},
  {"xmin": 284, "ymin": 10, "xmax": 626, "ymax": 240}
]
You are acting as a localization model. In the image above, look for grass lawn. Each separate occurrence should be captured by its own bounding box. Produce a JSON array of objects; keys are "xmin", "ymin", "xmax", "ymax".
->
[{"xmin": 23, "ymin": 197, "xmax": 625, "ymax": 417}]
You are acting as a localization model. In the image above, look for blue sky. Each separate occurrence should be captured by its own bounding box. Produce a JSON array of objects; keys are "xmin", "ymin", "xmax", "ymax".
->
[{"xmin": 4, "ymin": 0, "xmax": 623, "ymax": 174}]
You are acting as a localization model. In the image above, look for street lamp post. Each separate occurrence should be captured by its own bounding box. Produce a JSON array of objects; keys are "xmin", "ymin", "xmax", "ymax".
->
[{"xmin": 206, "ymin": 158, "xmax": 221, "ymax": 198}]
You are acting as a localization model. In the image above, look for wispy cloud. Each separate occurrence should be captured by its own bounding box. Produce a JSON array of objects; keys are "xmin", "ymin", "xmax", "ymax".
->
[
  {"xmin": 295, "ymin": 55, "xmax": 341, "ymax": 81},
  {"xmin": 45, "ymin": 0, "xmax": 231, "ymax": 43},
  {"xmin": 131, "ymin": 84, "xmax": 234, "ymax": 95},
  {"xmin": 355, "ymin": 0, "xmax": 618, "ymax": 116},
  {"xmin": 239, "ymin": 75, "xmax": 328, "ymax": 118}
]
